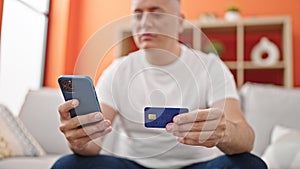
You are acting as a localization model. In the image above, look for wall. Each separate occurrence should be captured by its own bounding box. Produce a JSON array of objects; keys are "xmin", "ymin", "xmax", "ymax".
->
[
  {"xmin": 181, "ymin": 0, "xmax": 300, "ymax": 87},
  {"xmin": 43, "ymin": 0, "xmax": 70, "ymax": 87},
  {"xmin": 0, "ymin": 0, "xmax": 3, "ymax": 39},
  {"xmin": 44, "ymin": 0, "xmax": 300, "ymax": 88},
  {"xmin": 44, "ymin": 0, "xmax": 131, "ymax": 87}
]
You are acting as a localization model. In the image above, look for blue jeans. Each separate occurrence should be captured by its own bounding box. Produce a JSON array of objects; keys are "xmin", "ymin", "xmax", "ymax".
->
[{"xmin": 52, "ymin": 152, "xmax": 267, "ymax": 169}]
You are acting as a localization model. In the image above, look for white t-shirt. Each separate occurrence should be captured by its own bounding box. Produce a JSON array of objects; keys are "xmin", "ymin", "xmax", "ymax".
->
[{"xmin": 96, "ymin": 45, "xmax": 238, "ymax": 169}]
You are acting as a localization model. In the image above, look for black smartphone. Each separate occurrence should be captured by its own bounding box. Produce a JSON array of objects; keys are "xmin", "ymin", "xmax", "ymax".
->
[{"xmin": 58, "ymin": 75, "xmax": 101, "ymax": 118}]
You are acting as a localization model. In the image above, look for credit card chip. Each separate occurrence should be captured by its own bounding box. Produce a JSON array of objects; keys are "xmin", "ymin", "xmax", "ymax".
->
[{"xmin": 148, "ymin": 114, "xmax": 157, "ymax": 120}]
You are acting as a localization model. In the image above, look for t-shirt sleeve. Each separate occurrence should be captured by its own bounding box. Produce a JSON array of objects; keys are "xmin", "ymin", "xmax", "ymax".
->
[
  {"xmin": 95, "ymin": 59, "xmax": 122, "ymax": 111},
  {"xmin": 206, "ymin": 53, "xmax": 239, "ymax": 106}
]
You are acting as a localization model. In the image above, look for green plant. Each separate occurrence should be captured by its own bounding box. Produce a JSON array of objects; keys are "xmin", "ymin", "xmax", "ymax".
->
[
  {"xmin": 204, "ymin": 41, "xmax": 225, "ymax": 56},
  {"xmin": 227, "ymin": 5, "xmax": 239, "ymax": 12}
]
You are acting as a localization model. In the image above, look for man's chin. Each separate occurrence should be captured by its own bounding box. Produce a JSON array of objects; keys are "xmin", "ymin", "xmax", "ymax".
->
[{"xmin": 138, "ymin": 42, "xmax": 158, "ymax": 50}]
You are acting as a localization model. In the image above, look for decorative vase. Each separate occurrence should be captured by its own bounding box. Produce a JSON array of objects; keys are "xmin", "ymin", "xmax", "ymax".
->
[
  {"xmin": 250, "ymin": 37, "xmax": 280, "ymax": 67},
  {"xmin": 224, "ymin": 11, "xmax": 241, "ymax": 22}
]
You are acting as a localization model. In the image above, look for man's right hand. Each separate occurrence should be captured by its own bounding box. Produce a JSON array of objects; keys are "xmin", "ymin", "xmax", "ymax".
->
[{"xmin": 58, "ymin": 99, "xmax": 112, "ymax": 154}]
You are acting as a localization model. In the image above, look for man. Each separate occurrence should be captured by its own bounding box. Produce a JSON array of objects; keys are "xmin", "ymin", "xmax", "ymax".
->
[{"xmin": 52, "ymin": 0, "xmax": 267, "ymax": 168}]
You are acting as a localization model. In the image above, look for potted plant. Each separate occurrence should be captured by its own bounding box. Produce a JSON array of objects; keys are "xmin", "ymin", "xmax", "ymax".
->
[
  {"xmin": 204, "ymin": 40, "xmax": 225, "ymax": 57},
  {"xmin": 225, "ymin": 5, "xmax": 241, "ymax": 21}
]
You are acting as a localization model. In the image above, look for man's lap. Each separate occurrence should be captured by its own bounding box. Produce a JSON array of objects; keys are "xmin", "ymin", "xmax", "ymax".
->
[
  {"xmin": 51, "ymin": 154, "xmax": 147, "ymax": 169},
  {"xmin": 51, "ymin": 152, "xmax": 267, "ymax": 169},
  {"xmin": 182, "ymin": 153, "xmax": 267, "ymax": 169}
]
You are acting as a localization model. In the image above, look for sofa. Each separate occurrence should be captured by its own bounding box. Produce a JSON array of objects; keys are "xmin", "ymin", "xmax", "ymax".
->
[
  {"xmin": 0, "ymin": 88, "xmax": 70, "ymax": 169},
  {"xmin": 0, "ymin": 83, "xmax": 299, "ymax": 169}
]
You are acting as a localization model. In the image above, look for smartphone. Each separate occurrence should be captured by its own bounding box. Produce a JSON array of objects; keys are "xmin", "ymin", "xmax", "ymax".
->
[{"xmin": 58, "ymin": 75, "xmax": 101, "ymax": 118}]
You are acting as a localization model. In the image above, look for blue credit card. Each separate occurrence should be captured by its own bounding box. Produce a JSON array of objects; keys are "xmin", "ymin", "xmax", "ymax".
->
[{"xmin": 144, "ymin": 107, "xmax": 189, "ymax": 128}]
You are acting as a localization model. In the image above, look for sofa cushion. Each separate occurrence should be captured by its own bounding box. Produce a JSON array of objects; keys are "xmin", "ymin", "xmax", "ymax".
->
[
  {"xmin": 262, "ymin": 125, "xmax": 300, "ymax": 169},
  {"xmin": 0, "ymin": 105, "xmax": 45, "ymax": 159},
  {"xmin": 239, "ymin": 83, "xmax": 300, "ymax": 156},
  {"xmin": 18, "ymin": 88, "xmax": 71, "ymax": 155}
]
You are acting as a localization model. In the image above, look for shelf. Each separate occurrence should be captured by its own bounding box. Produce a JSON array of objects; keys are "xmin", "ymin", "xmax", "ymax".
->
[
  {"xmin": 244, "ymin": 61, "xmax": 285, "ymax": 69},
  {"xmin": 198, "ymin": 16, "xmax": 292, "ymax": 88},
  {"xmin": 199, "ymin": 16, "xmax": 289, "ymax": 28},
  {"xmin": 117, "ymin": 16, "xmax": 293, "ymax": 88},
  {"xmin": 225, "ymin": 61, "xmax": 285, "ymax": 69}
]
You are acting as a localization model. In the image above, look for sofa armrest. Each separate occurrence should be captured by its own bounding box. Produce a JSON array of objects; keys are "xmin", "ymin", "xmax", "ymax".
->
[{"xmin": 240, "ymin": 83, "xmax": 300, "ymax": 156}]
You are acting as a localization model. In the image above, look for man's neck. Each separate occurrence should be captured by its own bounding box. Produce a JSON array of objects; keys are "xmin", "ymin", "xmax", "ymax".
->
[{"xmin": 144, "ymin": 42, "xmax": 181, "ymax": 66}]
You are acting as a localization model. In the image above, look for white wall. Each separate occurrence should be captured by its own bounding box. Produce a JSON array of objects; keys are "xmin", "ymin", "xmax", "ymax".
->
[{"xmin": 0, "ymin": 0, "xmax": 49, "ymax": 116}]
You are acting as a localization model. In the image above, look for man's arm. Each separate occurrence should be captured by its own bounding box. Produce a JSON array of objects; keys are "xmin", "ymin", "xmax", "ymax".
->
[
  {"xmin": 58, "ymin": 100, "xmax": 117, "ymax": 156},
  {"xmin": 70, "ymin": 103, "xmax": 118, "ymax": 155},
  {"xmin": 213, "ymin": 98, "xmax": 254, "ymax": 154},
  {"xmin": 166, "ymin": 98, "xmax": 254, "ymax": 155}
]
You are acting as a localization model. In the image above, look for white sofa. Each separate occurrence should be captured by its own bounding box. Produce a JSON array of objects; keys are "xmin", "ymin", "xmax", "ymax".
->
[
  {"xmin": 0, "ymin": 88, "xmax": 71, "ymax": 169},
  {"xmin": 0, "ymin": 83, "xmax": 299, "ymax": 169}
]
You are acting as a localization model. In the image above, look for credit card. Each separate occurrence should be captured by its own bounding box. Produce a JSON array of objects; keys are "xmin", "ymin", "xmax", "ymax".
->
[{"xmin": 144, "ymin": 107, "xmax": 189, "ymax": 128}]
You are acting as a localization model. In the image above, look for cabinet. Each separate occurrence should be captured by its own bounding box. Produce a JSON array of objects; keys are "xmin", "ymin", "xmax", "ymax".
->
[{"xmin": 117, "ymin": 16, "xmax": 293, "ymax": 88}]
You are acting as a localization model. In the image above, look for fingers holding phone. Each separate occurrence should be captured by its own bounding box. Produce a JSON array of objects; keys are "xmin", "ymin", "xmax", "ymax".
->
[
  {"xmin": 58, "ymin": 99, "xmax": 76, "ymax": 120},
  {"xmin": 58, "ymin": 99, "xmax": 112, "ymax": 150},
  {"xmin": 57, "ymin": 75, "xmax": 113, "ymax": 151}
]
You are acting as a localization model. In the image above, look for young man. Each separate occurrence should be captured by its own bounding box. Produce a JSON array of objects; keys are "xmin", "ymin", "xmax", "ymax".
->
[{"xmin": 52, "ymin": 0, "xmax": 267, "ymax": 168}]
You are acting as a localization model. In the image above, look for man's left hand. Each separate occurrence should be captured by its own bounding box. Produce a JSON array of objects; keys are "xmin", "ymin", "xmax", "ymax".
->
[{"xmin": 166, "ymin": 108, "xmax": 226, "ymax": 148}]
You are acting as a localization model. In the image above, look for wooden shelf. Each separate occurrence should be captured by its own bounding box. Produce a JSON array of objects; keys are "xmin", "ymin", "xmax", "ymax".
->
[
  {"xmin": 198, "ymin": 16, "xmax": 293, "ymax": 88},
  {"xmin": 117, "ymin": 16, "xmax": 293, "ymax": 88},
  {"xmin": 225, "ymin": 61, "xmax": 285, "ymax": 70}
]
